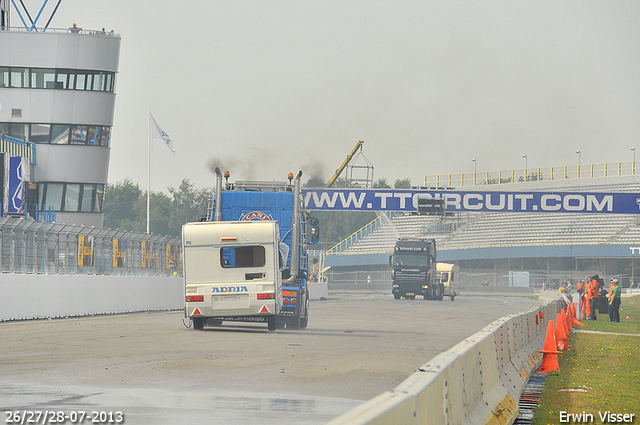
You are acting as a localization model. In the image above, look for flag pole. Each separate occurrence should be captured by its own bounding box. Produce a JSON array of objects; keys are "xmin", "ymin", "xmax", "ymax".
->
[{"xmin": 147, "ymin": 110, "xmax": 151, "ymax": 234}]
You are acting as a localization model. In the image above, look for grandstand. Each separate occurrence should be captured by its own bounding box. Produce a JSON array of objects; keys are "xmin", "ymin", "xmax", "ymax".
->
[
  {"xmin": 324, "ymin": 173, "xmax": 640, "ymax": 289},
  {"xmin": 330, "ymin": 212, "xmax": 640, "ymax": 253}
]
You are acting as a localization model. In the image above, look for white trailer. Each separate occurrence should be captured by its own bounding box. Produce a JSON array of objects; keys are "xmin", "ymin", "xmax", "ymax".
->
[
  {"xmin": 182, "ymin": 220, "xmax": 284, "ymax": 331},
  {"xmin": 437, "ymin": 263, "xmax": 460, "ymax": 301}
]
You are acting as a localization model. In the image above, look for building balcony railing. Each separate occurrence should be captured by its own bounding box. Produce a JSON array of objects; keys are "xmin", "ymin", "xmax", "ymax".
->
[
  {"xmin": 0, "ymin": 26, "xmax": 119, "ymax": 37},
  {"xmin": 0, "ymin": 133, "xmax": 36, "ymax": 164}
]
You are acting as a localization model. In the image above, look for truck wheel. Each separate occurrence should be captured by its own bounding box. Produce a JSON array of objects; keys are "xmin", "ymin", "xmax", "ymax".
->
[
  {"xmin": 438, "ymin": 285, "xmax": 445, "ymax": 301},
  {"xmin": 192, "ymin": 317, "xmax": 204, "ymax": 330},
  {"xmin": 299, "ymin": 299, "xmax": 309, "ymax": 329},
  {"xmin": 394, "ymin": 293, "xmax": 401, "ymax": 300},
  {"xmin": 450, "ymin": 295, "xmax": 455, "ymax": 301},
  {"xmin": 299, "ymin": 316, "xmax": 308, "ymax": 329},
  {"xmin": 267, "ymin": 316, "xmax": 277, "ymax": 332}
]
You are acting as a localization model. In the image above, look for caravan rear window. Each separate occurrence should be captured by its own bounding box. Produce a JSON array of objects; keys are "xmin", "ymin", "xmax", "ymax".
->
[{"xmin": 220, "ymin": 246, "xmax": 266, "ymax": 268}]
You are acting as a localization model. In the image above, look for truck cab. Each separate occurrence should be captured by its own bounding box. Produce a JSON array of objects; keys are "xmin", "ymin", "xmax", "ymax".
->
[{"xmin": 389, "ymin": 238, "xmax": 443, "ymax": 300}]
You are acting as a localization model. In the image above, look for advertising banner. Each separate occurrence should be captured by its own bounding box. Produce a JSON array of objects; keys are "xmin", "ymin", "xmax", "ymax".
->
[
  {"xmin": 166, "ymin": 244, "xmax": 178, "ymax": 270},
  {"xmin": 8, "ymin": 156, "xmax": 29, "ymax": 214},
  {"xmin": 112, "ymin": 238, "xmax": 126, "ymax": 268},
  {"xmin": 77, "ymin": 235, "xmax": 94, "ymax": 267},
  {"xmin": 142, "ymin": 241, "xmax": 155, "ymax": 269},
  {"xmin": 303, "ymin": 189, "xmax": 640, "ymax": 214}
]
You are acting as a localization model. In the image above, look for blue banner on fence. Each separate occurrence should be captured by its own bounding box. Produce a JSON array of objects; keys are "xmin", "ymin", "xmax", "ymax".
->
[
  {"xmin": 8, "ymin": 157, "xmax": 28, "ymax": 214},
  {"xmin": 302, "ymin": 189, "xmax": 640, "ymax": 214}
]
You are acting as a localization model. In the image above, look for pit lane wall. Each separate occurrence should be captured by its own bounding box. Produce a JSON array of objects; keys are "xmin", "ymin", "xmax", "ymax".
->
[
  {"xmin": 0, "ymin": 275, "xmax": 183, "ymax": 321},
  {"xmin": 327, "ymin": 295, "xmax": 562, "ymax": 425}
]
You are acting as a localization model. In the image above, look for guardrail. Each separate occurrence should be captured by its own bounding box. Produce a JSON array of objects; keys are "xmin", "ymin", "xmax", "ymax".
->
[
  {"xmin": 425, "ymin": 161, "xmax": 637, "ymax": 187},
  {"xmin": 327, "ymin": 296, "xmax": 562, "ymax": 425}
]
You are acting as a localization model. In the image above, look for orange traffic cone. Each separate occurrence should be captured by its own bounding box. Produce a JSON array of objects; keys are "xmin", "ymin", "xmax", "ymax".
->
[
  {"xmin": 567, "ymin": 304, "xmax": 575, "ymax": 332},
  {"xmin": 556, "ymin": 312, "xmax": 570, "ymax": 351},
  {"xmin": 562, "ymin": 308, "xmax": 571, "ymax": 338},
  {"xmin": 539, "ymin": 319, "xmax": 562, "ymax": 373},
  {"xmin": 570, "ymin": 303, "xmax": 585, "ymax": 328}
]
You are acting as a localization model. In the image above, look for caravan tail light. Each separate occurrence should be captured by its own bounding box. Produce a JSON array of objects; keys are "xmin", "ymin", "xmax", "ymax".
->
[{"xmin": 186, "ymin": 295, "xmax": 204, "ymax": 302}]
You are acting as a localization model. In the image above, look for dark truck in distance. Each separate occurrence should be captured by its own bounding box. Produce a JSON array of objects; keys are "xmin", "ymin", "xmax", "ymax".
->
[{"xmin": 389, "ymin": 238, "xmax": 444, "ymax": 300}]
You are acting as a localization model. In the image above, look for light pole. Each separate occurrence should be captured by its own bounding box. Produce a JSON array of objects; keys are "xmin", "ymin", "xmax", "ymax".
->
[
  {"xmin": 632, "ymin": 147, "xmax": 636, "ymax": 175},
  {"xmin": 576, "ymin": 150, "xmax": 581, "ymax": 178},
  {"xmin": 523, "ymin": 154, "xmax": 528, "ymax": 182},
  {"xmin": 472, "ymin": 158, "xmax": 477, "ymax": 185}
]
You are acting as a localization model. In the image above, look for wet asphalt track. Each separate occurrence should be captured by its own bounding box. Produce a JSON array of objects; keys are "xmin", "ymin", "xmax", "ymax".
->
[{"xmin": 0, "ymin": 293, "xmax": 541, "ymax": 424}]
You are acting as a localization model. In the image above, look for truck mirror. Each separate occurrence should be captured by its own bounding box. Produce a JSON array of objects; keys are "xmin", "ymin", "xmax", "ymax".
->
[{"xmin": 309, "ymin": 217, "xmax": 320, "ymax": 244}]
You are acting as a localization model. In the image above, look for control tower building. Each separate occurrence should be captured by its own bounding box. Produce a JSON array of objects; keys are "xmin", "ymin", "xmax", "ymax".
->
[{"xmin": 0, "ymin": 2, "xmax": 120, "ymax": 227}]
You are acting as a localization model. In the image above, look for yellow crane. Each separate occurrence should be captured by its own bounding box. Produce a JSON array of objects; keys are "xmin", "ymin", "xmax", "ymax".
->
[{"xmin": 326, "ymin": 141, "xmax": 365, "ymax": 188}]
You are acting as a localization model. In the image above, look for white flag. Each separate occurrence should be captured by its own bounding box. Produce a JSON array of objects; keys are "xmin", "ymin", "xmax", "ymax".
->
[{"xmin": 150, "ymin": 113, "xmax": 176, "ymax": 153}]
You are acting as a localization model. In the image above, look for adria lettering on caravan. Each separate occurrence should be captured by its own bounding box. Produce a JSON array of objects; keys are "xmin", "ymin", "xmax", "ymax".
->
[
  {"xmin": 212, "ymin": 286, "xmax": 249, "ymax": 293},
  {"xmin": 302, "ymin": 189, "xmax": 637, "ymax": 214}
]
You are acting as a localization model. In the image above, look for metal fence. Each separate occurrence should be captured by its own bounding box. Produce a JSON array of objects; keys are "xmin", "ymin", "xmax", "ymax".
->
[
  {"xmin": 323, "ymin": 269, "xmax": 594, "ymax": 291},
  {"xmin": 0, "ymin": 216, "xmax": 182, "ymax": 276},
  {"xmin": 425, "ymin": 161, "xmax": 639, "ymax": 187}
]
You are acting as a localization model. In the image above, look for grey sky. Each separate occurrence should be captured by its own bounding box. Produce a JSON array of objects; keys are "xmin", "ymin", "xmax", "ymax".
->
[{"xmin": 24, "ymin": 1, "xmax": 640, "ymax": 191}]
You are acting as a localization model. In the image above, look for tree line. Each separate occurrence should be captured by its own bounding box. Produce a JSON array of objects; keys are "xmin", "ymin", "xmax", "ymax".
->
[
  {"xmin": 103, "ymin": 178, "xmax": 210, "ymax": 237},
  {"xmin": 103, "ymin": 176, "xmax": 413, "ymax": 246}
]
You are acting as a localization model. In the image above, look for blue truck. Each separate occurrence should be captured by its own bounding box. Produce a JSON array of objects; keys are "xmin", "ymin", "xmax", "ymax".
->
[{"xmin": 182, "ymin": 169, "xmax": 318, "ymax": 331}]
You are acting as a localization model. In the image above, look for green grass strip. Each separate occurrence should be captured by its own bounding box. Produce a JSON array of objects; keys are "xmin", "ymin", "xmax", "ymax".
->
[{"xmin": 533, "ymin": 295, "xmax": 640, "ymax": 424}]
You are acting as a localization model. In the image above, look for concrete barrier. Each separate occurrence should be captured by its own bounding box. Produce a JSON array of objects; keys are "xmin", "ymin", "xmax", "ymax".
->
[
  {"xmin": 309, "ymin": 280, "xmax": 329, "ymax": 300},
  {"xmin": 326, "ymin": 299, "xmax": 562, "ymax": 425},
  {"xmin": 0, "ymin": 274, "xmax": 183, "ymax": 321}
]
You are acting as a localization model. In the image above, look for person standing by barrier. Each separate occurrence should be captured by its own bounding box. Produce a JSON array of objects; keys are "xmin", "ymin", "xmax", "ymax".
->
[
  {"xmin": 610, "ymin": 279, "xmax": 621, "ymax": 322},
  {"xmin": 583, "ymin": 276, "xmax": 591, "ymax": 319},
  {"xmin": 577, "ymin": 279, "xmax": 586, "ymax": 318},
  {"xmin": 588, "ymin": 276, "xmax": 598, "ymax": 320},
  {"xmin": 608, "ymin": 277, "xmax": 616, "ymax": 321}
]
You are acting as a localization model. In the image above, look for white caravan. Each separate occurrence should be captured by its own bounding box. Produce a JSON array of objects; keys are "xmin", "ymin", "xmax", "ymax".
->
[
  {"xmin": 437, "ymin": 263, "xmax": 460, "ymax": 301},
  {"xmin": 182, "ymin": 220, "xmax": 284, "ymax": 331}
]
